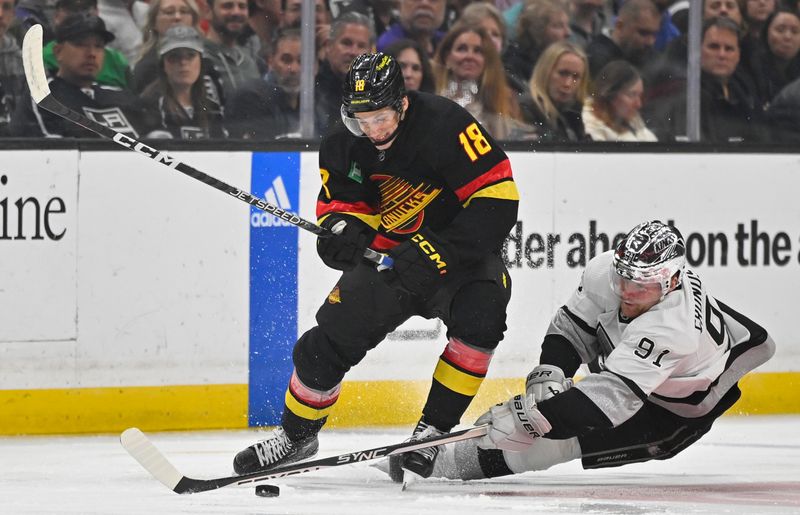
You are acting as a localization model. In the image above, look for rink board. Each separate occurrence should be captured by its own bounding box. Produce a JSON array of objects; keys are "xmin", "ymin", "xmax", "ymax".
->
[{"xmin": 1, "ymin": 149, "xmax": 798, "ymax": 434}]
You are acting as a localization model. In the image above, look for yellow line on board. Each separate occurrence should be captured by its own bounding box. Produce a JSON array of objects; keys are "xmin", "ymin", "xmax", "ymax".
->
[
  {"xmin": 0, "ymin": 384, "xmax": 248, "ymax": 435},
  {"xmin": 0, "ymin": 373, "xmax": 795, "ymax": 435},
  {"xmin": 732, "ymin": 372, "xmax": 799, "ymax": 415}
]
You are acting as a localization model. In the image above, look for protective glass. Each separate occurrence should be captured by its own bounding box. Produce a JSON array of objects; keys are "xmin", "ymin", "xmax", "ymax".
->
[
  {"xmin": 609, "ymin": 266, "xmax": 666, "ymax": 301},
  {"xmin": 340, "ymin": 105, "xmax": 399, "ymax": 138}
]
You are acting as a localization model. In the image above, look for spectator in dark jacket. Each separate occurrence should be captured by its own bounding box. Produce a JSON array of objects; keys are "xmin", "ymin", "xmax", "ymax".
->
[
  {"xmin": 569, "ymin": 0, "xmax": 607, "ymax": 50},
  {"xmin": 141, "ymin": 25, "xmax": 226, "ymax": 139},
  {"xmin": 519, "ymin": 41, "xmax": 590, "ymax": 142},
  {"xmin": 642, "ymin": 0, "xmax": 756, "ymax": 125},
  {"xmin": 204, "ymin": 0, "xmax": 262, "ymax": 97},
  {"xmin": 742, "ymin": 7, "xmax": 800, "ymax": 110},
  {"xmin": 586, "ymin": 0, "xmax": 660, "ymax": 76},
  {"xmin": 12, "ymin": 14, "xmax": 153, "ymax": 137},
  {"xmin": 649, "ymin": 16, "xmax": 765, "ymax": 142},
  {"xmin": 502, "ymin": 0, "xmax": 570, "ymax": 89},
  {"xmin": 226, "ymin": 28, "xmax": 320, "ymax": 139}
]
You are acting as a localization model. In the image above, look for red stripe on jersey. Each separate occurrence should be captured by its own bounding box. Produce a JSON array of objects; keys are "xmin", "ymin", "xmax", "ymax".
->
[
  {"xmin": 288, "ymin": 370, "xmax": 341, "ymax": 408},
  {"xmin": 454, "ymin": 159, "xmax": 513, "ymax": 203},
  {"xmin": 316, "ymin": 200, "xmax": 377, "ymax": 218},
  {"xmin": 371, "ymin": 233, "xmax": 401, "ymax": 251},
  {"xmin": 441, "ymin": 338, "xmax": 493, "ymax": 375}
]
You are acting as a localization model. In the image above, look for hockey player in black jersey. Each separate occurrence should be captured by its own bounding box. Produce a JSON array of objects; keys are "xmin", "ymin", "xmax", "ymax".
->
[
  {"xmin": 234, "ymin": 52, "xmax": 519, "ymax": 481},
  {"xmin": 405, "ymin": 220, "xmax": 775, "ymax": 481},
  {"xmin": 11, "ymin": 14, "xmax": 152, "ymax": 138}
]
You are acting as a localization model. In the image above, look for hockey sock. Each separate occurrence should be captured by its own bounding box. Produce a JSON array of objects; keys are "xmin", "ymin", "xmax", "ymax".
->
[
  {"xmin": 281, "ymin": 369, "xmax": 341, "ymax": 440},
  {"xmin": 423, "ymin": 338, "xmax": 493, "ymax": 430}
]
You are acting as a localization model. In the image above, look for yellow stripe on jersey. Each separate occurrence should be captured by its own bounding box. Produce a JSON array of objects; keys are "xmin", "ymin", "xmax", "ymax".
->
[
  {"xmin": 432, "ymin": 359, "xmax": 485, "ymax": 396},
  {"xmin": 462, "ymin": 180, "xmax": 520, "ymax": 208},
  {"xmin": 284, "ymin": 389, "xmax": 336, "ymax": 420},
  {"xmin": 319, "ymin": 168, "xmax": 332, "ymax": 199},
  {"xmin": 318, "ymin": 212, "xmax": 382, "ymax": 230}
]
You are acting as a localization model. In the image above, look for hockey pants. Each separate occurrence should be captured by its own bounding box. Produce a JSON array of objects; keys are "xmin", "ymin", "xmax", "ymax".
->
[{"xmin": 281, "ymin": 254, "xmax": 511, "ymax": 440}]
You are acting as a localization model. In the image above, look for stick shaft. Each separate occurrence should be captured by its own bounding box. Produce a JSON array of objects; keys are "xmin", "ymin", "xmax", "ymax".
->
[
  {"xmin": 121, "ymin": 425, "xmax": 488, "ymax": 494},
  {"xmin": 21, "ymin": 23, "xmax": 392, "ymax": 268}
]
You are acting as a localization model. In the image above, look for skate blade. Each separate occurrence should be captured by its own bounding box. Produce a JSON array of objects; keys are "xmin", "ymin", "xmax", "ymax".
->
[{"xmin": 401, "ymin": 470, "xmax": 423, "ymax": 491}]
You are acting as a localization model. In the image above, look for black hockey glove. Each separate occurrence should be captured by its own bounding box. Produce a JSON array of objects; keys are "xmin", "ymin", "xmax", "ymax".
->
[
  {"xmin": 316, "ymin": 215, "xmax": 374, "ymax": 271},
  {"xmin": 382, "ymin": 228, "xmax": 458, "ymax": 298}
]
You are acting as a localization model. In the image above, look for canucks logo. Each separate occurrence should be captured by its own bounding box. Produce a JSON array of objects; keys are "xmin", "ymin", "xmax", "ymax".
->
[{"xmin": 370, "ymin": 174, "xmax": 442, "ymax": 234}]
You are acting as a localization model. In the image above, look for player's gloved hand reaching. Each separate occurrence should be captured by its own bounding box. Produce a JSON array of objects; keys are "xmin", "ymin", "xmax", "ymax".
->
[
  {"xmin": 476, "ymin": 393, "xmax": 552, "ymax": 452},
  {"xmin": 526, "ymin": 364, "xmax": 573, "ymax": 402},
  {"xmin": 316, "ymin": 216, "xmax": 375, "ymax": 271},
  {"xmin": 381, "ymin": 228, "xmax": 458, "ymax": 298}
]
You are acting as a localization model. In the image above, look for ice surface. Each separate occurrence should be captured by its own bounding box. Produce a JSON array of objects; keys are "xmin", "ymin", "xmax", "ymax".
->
[{"xmin": 2, "ymin": 415, "xmax": 798, "ymax": 514}]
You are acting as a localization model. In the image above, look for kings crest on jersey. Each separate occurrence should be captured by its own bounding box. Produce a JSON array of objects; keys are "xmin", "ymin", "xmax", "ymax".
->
[
  {"xmin": 547, "ymin": 250, "xmax": 774, "ymax": 425},
  {"xmin": 317, "ymin": 91, "xmax": 518, "ymax": 258},
  {"xmin": 13, "ymin": 77, "xmax": 152, "ymax": 138}
]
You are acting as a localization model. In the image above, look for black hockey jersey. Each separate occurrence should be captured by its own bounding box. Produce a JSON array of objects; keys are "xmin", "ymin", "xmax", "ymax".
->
[
  {"xmin": 142, "ymin": 93, "xmax": 227, "ymax": 140},
  {"xmin": 11, "ymin": 77, "xmax": 153, "ymax": 138},
  {"xmin": 317, "ymin": 91, "xmax": 519, "ymax": 265}
]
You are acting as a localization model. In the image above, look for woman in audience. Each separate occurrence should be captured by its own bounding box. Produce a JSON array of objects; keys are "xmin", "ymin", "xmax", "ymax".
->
[
  {"xmin": 747, "ymin": 7, "xmax": 800, "ymax": 109},
  {"xmin": 458, "ymin": 2, "xmax": 527, "ymax": 93},
  {"xmin": 141, "ymin": 26, "xmax": 227, "ymax": 139},
  {"xmin": 433, "ymin": 23, "xmax": 530, "ymax": 140},
  {"xmin": 503, "ymin": 0, "xmax": 571, "ymax": 91},
  {"xmin": 583, "ymin": 60, "xmax": 657, "ymax": 141},
  {"xmin": 742, "ymin": 0, "xmax": 777, "ymax": 42},
  {"xmin": 131, "ymin": 0, "xmax": 201, "ymax": 93},
  {"xmin": 458, "ymin": 2, "xmax": 507, "ymax": 55},
  {"xmin": 383, "ymin": 39, "xmax": 435, "ymax": 93},
  {"xmin": 519, "ymin": 41, "xmax": 589, "ymax": 142}
]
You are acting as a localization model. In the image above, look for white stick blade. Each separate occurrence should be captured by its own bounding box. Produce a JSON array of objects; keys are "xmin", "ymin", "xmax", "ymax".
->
[
  {"xmin": 21, "ymin": 24, "xmax": 51, "ymax": 103},
  {"xmin": 120, "ymin": 428, "xmax": 184, "ymax": 491}
]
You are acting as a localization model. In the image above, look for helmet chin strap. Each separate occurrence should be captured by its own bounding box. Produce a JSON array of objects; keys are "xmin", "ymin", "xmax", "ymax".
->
[{"xmin": 370, "ymin": 124, "xmax": 402, "ymax": 147}]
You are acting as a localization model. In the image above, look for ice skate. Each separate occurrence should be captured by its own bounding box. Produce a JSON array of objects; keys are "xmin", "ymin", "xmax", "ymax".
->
[
  {"xmin": 388, "ymin": 419, "xmax": 445, "ymax": 484},
  {"xmin": 233, "ymin": 427, "xmax": 318, "ymax": 475}
]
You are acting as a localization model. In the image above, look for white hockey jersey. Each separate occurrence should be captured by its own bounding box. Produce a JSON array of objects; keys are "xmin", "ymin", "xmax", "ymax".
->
[{"xmin": 547, "ymin": 250, "xmax": 774, "ymax": 425}]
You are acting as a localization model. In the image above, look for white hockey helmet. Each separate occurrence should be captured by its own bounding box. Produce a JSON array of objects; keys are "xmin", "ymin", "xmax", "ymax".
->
[{"xmin": 612, "ymin": 220, "xmax": 686, "ymax": 299}]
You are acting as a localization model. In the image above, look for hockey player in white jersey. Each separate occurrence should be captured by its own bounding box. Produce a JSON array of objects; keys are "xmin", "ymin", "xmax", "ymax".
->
[{"xmin": 410, "ymin": 220, "xmax": 775, "ymax": 480}]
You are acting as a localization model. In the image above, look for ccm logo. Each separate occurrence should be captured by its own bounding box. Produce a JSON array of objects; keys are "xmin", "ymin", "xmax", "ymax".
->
[{"xmin": 411, "ymin": 233, "xmax": 448, "ymax": 274}]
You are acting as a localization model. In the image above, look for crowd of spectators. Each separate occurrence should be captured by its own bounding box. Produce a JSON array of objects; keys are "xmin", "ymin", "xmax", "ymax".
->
[{"xmin": 0, "ymin": 0, "xmax": 799, "ymax": 142}]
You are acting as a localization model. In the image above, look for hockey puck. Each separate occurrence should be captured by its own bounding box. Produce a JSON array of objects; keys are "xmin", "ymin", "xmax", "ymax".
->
[{"xmin": 255, "ymin": 484, "xmax": 280, "ymax": 497}]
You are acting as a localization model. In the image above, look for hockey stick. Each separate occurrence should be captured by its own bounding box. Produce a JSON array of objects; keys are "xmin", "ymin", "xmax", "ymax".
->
[
  {"xmin": 120, "ymin": 425, "xmax": 488, "ymax": 494},
  {"xmin": 20, "ymin": 24, "xmax": 392, "ymax": 270}
]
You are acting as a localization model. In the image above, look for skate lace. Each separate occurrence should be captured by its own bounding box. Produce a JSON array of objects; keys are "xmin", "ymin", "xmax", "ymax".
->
[
  {"xmin": 409, "ymin": 423, "xmax": 445, "ymax": 461},
  {"xmin": 253, "ymin": 429, "xmax": 292, "ymax": 467}
]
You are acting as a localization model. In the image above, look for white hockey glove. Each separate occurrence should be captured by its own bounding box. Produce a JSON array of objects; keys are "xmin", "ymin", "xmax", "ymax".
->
[
  {"xmin": 476, "ymin": 393, "xmax": 552, "ymax": 452},
  {"xmin": 525, "ymin": 364, "xmax": 573, "ymax": 403}
]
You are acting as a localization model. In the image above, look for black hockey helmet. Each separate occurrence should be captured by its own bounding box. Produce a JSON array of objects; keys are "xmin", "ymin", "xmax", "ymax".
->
[
  {"xmin": 341, "ymin": 52, "xmax": 405, "ymax": 117},
  {"xmin": 612, "ymin": 220, "xmax": 686, "ymax": 297}
]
